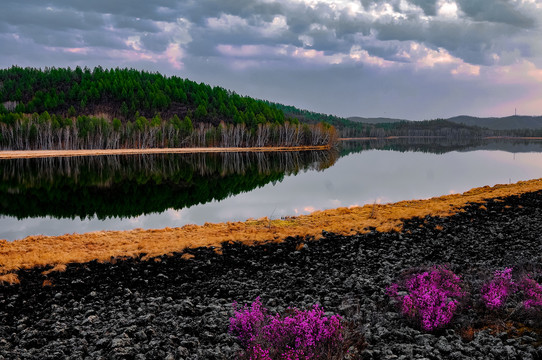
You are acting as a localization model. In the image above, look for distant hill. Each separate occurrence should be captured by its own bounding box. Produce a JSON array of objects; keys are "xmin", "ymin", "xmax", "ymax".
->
[
  {"xmin": 447, "ymin": 115, "xmax": 542, "ymax": 130},
  {"xmin": 270, "ymin": 103, "xmax": 494, "ymax": 138},
  {"xmin": 347, "ymin": 114, "xmax": 542, "ymax": 130},
  {"xmin": 347, "ymin": 117, "xmax": 410, "ymax": 124}
]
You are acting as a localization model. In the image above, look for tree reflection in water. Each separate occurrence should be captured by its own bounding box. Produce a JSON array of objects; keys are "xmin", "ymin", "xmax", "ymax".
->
[{"xmin": 0, "ymin": 151, "xmax": 338, "ymax": 220}]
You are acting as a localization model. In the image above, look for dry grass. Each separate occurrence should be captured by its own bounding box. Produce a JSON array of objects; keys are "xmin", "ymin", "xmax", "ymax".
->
[
  {"xmin": 42, "ymin": 264, "xmax": 67, "ymax": 276},
  {"xmin": 0, "ymin": 273, "xmax": 20, "ymax": 285},
  {"xmin": 1, "ymin": 178, "xmax": 542, "ymax": 279}
]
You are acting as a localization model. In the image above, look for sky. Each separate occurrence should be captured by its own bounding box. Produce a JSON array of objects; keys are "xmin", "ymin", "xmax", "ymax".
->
[{"xmin": 1, "ymin": 0, "xmax": 541, "ymax": 120}]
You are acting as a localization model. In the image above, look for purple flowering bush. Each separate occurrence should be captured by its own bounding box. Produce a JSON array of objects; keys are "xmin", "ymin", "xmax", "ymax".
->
[
  {"xmin": 481, "ymin": 267, "xmax": 516, "ymax": 310},
  {"xmin": 480, "ymin": 268, "xmax": 542, "ymax": 311},
  {"xmin": 230, "ymin": 297, "xmax": 268, "ymax": 347},
  {"xmin": 229, "ymin": 297, "xmax": 353, "ymax": 360},
  {"xmin": 386, "ymin": 265, "xmax": 542, "ymax": 337},
  {"xmin": 387, "ymin": 266, "xmax": 466, "ymax": 331},
  {"xmin": 519, "ymin": 275, "xmax": 542, "ymax": 310}
]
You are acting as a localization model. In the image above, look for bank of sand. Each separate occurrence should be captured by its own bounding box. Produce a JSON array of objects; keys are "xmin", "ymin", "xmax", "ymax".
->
[
  {"xmin": 1, "ymin": 177, "xmax": 542, "ymax": 284},
  {"xmin": 0, "ymin": 145, "xmax": 331, "ymax": 159}
]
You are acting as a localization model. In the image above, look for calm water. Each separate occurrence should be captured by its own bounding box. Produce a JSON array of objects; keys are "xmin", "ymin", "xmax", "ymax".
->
[{"xmin": 2, "ymin": 139, "xmax": 542, "ymax": 241}]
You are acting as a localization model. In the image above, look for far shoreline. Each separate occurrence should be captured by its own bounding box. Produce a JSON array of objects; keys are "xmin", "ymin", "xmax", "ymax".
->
[
  {"xmin": 3, "ymin": 136, "xmax": 542, "ymax": 159},
  {"xmin": 338, "ymin": 136, "xmax": 542, "ymax": 141},
  {"xmin": 0, "ymin": 145, "xmax": 332, "ymax": 159}
]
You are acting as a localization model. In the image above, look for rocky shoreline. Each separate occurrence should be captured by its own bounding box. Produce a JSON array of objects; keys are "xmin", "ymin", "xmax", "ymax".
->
[{"xmin": 2, "ymin": 190, "xmax": 542, "ymax": 359}]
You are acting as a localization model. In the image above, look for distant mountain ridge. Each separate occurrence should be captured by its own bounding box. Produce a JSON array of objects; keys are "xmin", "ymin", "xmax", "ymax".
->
[
  {"xmin": 348, "ymin": 115, "xmax": 542, "ymax": 130},
  {"xmin": 447, "ymin": 115, "xmax": 542, "ymax": 130}
]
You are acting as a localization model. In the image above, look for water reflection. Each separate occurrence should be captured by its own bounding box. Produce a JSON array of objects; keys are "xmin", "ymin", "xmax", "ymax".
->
[
  {"xmin": 0, "ymin": 151, "xmax": 338, "ymax": 221},
  {"xmin": 340, "ymin": 137, "xmax": 542, "ymax": 156},
  {"xmin": 2, "ymin": 139, "xmax": 542, "ymax": 241}
]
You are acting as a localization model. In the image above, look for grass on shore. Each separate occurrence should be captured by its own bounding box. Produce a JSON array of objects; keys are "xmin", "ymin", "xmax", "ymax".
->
[{"xmin": 1, "ymin": 178, "xmax": 542, "ymax": 284}]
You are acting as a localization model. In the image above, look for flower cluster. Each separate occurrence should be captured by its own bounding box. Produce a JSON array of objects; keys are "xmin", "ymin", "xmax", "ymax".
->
[
  {"xmin": 519, "ymin": 275, "xmax": 542, "ymax": 309},
  {"xmin": 387, "ymin": 266, "xmax": 465, "ymax": 331},
  {"xmin": 229, "ymin": 298, "xmax": 344, "ymax": 359},
  {"xmin": 388, "ymin": 266, "xmax": 542, "ymax": 332},
  {"xmin": 481, "ymin": 268, "xmax": 516, "ymax": 310},
  {"xmin": 230, "ymin": 297, "xmax": 268, "ymax": 347},
  {"xmin": 480, "ymin": 268, "xmax": 542, "ymax": 310}
]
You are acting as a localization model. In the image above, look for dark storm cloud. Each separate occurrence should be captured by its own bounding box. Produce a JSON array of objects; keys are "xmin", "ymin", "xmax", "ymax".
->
[
  {"xmin": 80, "ymin": 31, "xmax": 129, "ymax": 50},
  {"xmin": 362, "ymin": 42, "xmax": 407, "ymax": 62},
  {"xmin": 456, "ymin": 0, "xmax": 535, "ymax": 28},
  {"xmin": 18, "ymin": 27, "xmax": 82, "ymax": 48},
  {"xmin": 49, "ymin": 0, "xmax": 180, "ymax": 22},
  {"xmin": 139, "ymin": 33, "xmax": 171, "ymax": 53},
  {"xmin": 113, "ymin": 17, "xmax": 162, "ymax": 33},
  {"xmin": 0, "ymin": 4, "xmax": 104, "ymax": 31},
  {"xmin": 177, "ymin": 0, "xmax": 285, "ymax": 26},
  {"xmin": 408, "ymin": 0, "xmax": 438, "ymax": 16}
]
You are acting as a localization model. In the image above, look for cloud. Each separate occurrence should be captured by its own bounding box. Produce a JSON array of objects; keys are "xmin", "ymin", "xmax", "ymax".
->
[
  {"xmin": 3, "ymin": 0, "xmax": 540, "ymax": 68},
  {"xmin": 0, "ymin": 0, "xmax": 541, "ymax": 118},
  {"xmin": 409, "ymin": 0, "xmax": 439, "ymax": 16},
  {"xmin": 0, "ymin": 4, "xmax": 104, "ymax": 31},
  {"xmin": 112, "ymin": 16, "xmax": 162, "ymax": 33},
  {"xmin": 456, "ymin": 0, "xmax": 535, "ymax": 28}
]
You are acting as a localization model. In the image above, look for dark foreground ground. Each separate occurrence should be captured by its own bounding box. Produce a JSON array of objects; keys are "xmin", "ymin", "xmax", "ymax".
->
[{"xmin": 2, "ymin": 191, "xmax": 542, "ymax": 359}]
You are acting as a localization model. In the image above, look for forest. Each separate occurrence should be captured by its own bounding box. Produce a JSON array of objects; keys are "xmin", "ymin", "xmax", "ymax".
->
[
  {"xmin": 0, "ymin": 66, "xmax": 336, "ymax": 150},
  {"xmin": 2, "ymin": 66, "xmax": 539, "ymax": 150}
]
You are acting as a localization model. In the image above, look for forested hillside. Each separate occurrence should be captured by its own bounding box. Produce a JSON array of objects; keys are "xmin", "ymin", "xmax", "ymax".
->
[
  {"xmin": 0, "ymin": 66, "xmax": 336, "ymax": 150},
  {"xmin": 270, "ymin": 103, "xmax": 542, "ymax": 138},
  {"xmin": 0, "ymin": 66, "xmax": 286, "ymax": 125}
]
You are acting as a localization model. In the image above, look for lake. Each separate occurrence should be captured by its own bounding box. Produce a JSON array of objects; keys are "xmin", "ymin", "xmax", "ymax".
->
[{"xmin": 2, "ymin": 138, "xmax": 542, "ymax": 241}]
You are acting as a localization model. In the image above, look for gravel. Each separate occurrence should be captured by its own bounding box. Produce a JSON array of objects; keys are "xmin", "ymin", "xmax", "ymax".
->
[{"xmin": 2, "ymin": 191, "xmax": 542, "ymax": 359}]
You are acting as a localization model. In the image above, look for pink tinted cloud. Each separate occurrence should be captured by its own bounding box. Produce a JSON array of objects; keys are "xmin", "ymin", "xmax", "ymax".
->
[
  {"xmin": 216, "ymin": 44, "xmax": 279, "ymax": 58},
  {"xmin": 484, "ymin": 60, "xmax": 542, "ymax": 116},
  {"xmin": 64, "ymin": 47, "xmax": 88, "ymax": 54},
  {"xmin": 165, "ymin": 43, "xmax": 184, "ymax": 70}
]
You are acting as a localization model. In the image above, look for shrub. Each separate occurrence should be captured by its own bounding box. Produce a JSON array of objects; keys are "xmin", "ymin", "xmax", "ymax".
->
[
  {"xmin": 230, "ymin": 297, "xmax": 268, "ymax": 347},
  {"xmin": 519, "ymin": 275, "xmax": 542, "ymax": 309},
  {"xmin": 480, "ymin": 268, "xmax": 542, "ymax": 311},
  {"xmin": 229, "ymin": 297, "xmax": 351, "ymax": 359},
  {"xmin": 481, "ymin": 267, "xmax": 516, "ymax": 310},
  {"xmin": 387, "ymin": 266, "xmax": 466, "ymax": 331}
]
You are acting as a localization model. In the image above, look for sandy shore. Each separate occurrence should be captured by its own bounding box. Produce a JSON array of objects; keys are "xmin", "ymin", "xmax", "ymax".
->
[
  {"xmin": 0, "ymin": 145, "xmax": 331, "ymax": 159},
  {"xmin": 1, "ymin": 177, "xmax": 542, "ymax": 284}
]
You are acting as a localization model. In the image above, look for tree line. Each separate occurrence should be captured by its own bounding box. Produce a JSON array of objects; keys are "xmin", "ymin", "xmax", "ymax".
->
[{"xmin": 0, "ymin": 111, "xmax": 336, "ymax": 150}]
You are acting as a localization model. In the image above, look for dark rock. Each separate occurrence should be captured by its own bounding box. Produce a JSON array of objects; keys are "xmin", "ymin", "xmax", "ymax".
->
[{"xmin": 2, "ymin": 191, "xmax": 542, "ymax": 358}]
